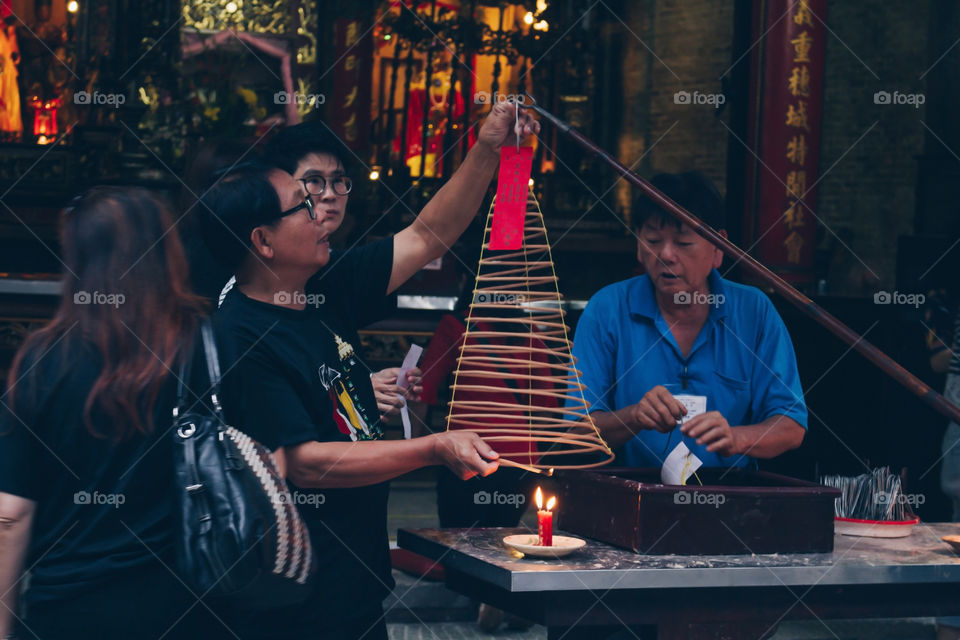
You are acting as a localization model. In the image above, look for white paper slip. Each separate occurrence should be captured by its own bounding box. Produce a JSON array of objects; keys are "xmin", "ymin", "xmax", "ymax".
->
[
  {"xmin": 397, "ymin": 344, "xmax": 423, "ymax": 391},
  {"xmin": 397, "ymin": 344, "xmax": 424, "ymax": 439},
  {"xmin": 672, "ymin": 394, "xmax": 706, "ymax": 425},
  {"xmin": 661, "ymin": 441, "xmax": 703, "ymax": 486}
]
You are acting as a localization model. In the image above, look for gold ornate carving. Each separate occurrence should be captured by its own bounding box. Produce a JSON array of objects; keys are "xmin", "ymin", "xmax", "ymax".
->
[
  {"xmin": 297, "ymin": 5, "xmax": 317, "ymax": 65},
  {"xmin": 295, "ymin": 78, "xmax": 314, "ymax": 119},
  {"xmin": 182, "ymin": 0, "xmax": 290, "ymax": 35}
]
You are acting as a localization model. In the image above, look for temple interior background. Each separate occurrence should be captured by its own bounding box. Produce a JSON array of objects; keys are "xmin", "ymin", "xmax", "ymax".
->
[{"xmin": 1, "ymin": 0, "xmax": 958, "ymax": 519}]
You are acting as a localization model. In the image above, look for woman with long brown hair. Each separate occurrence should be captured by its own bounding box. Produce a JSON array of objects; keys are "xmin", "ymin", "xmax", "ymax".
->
[{"xmin": 0, "ymin": 188, "xmax": 228, "ymax": 639}]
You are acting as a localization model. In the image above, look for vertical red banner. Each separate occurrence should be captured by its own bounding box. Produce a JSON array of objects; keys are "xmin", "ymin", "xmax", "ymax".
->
[
  {"xmin": 744, "ymin": 0, "xmax": 827, "ymax": 285},
  {"xmin": 331, "ymin": 19, "xmax": 372, "ymax": 151},
  {"xmin": 489, "ymin": 146, "xmax": 534, "ymax": 250}
]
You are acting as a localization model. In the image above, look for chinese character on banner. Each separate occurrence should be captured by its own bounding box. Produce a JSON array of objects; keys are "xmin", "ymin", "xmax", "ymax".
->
[
  {"xmin": 784, "ymin": 201, "xmax": 805, "ymax": 230},
  {"xmin": 345, "ymin": 22, "xmax": 360, "ymax": 47},
  {"xmin": 788, "ymin": 66, "xmax": 811, "ymax": 97},
  {"xmin": 343, "ymin": 86, "xmax": 358, "ymax": 108},
  {"xmin": 791, "ymin": 31, "xmax": 813, "ymax": 62},
  {"xmin": 742, "ymin": 0, "xmax": 826, "ymax": 283},
  {"xmin": 331, "ymin": 19, "xmax": 371, "ymax": 150},
  {"xmin": 784, "ymin": 231, "xmax": 805, "ymax": 264},
  {"xmin": 794, "ymin": 1, "xmax": 815, "ymax": 27},
  {"xmin": 785, "ymin": 101, "xmax": 810, "ymax": 130},
  {"xmin": 786, "ymin": 170, "xmax": 807, "ymax": 199},
  {"xmin": 786, "ymin": 135, "xmax": 807, "ymax": 164}
]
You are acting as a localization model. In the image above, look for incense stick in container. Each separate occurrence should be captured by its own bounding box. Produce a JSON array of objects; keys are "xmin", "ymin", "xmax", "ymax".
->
[
  {"xmin": 821, "ymin": 467, "xmax": 919, "ymax": 538},
  {"xmin": 820, "ymin": 467, "xmax": 911, "ymax": 521}
]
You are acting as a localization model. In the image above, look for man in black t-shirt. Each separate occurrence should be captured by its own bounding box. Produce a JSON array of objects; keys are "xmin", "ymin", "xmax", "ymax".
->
[
  {"xmin": 215, "ymin": 237, "xmax": 399, "ymax": 635},
  {"xmin": 204, "ymin": 103, "xmax": 539, "ymax": 638}
]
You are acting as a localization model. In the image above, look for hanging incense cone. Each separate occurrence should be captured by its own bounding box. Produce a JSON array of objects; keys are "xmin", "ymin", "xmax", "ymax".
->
[{"xmin": 446, "ymin": 187, "xmax": 614, "ymax": 471}]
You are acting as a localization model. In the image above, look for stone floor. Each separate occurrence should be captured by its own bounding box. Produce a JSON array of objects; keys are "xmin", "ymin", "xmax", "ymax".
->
[
  {"xmin": 386, "ymin": 619, "xmax": 938, "ymax": 639},
  {"xmin": 384, "ymin": 475, "xmax": 941, "ymax": 639},
  {"xmin": 388, "ymin": 622, "xmax": 545, "ymax": 639},
  {"xmin": 386, "ymin": 610, "xmax": 937, "ymax": 639}
]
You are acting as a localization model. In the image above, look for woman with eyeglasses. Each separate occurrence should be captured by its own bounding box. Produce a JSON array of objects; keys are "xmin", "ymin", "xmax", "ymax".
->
[
  {"xmin": 0, "ymin": 188, "xmax": 229, "ymax": 640},
  {"xmin": 214, "ymin": 133, "xmax": 424, "ymax": 423},
  {"xmin": 201, "ymin": 104, "xmax": 538, "ymax": 639},
  {"xmin": 262, "ymin": 124, "xmax": 425, "ymax": 423}
]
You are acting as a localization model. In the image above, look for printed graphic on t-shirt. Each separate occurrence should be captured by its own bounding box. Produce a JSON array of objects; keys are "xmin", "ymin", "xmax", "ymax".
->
[{"xmin": 317, "ymin": 334, "xmax": 382, "ymax": 441}]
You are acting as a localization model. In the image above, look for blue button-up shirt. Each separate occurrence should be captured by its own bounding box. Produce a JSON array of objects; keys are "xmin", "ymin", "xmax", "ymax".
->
[{"xmin": 572, "ymin": 269, "xmax": 807, "ymax": 468}]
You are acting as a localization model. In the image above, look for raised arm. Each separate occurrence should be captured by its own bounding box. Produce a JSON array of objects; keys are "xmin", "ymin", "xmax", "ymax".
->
[{"xmin": 387, "ymin": 102, "xmax": 540, "ymax": 294}]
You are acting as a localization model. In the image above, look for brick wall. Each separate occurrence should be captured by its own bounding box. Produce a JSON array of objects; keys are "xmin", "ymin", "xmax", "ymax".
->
[
  {"xmin": 816, "ymin": 0, "xmax": 929, "ymax": 288},
  {"xmin": 614, "ymin": 0, "xmax": 932, "ymax": 287},
  {"xmin": 616, "ymin": 0, "xmax": 735, "ymax": 222}
]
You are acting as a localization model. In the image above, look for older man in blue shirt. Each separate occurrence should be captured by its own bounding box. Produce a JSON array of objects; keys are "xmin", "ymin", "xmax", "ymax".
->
[{"xmin": 573, "ymin": 172, "xmax": 806, "ymax": 468}]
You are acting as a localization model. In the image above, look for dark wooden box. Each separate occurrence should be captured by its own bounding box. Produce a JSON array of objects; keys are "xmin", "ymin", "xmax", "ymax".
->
[{"xmin": 553, "ymin": 468, "xmax": 840, "ymax": 555}]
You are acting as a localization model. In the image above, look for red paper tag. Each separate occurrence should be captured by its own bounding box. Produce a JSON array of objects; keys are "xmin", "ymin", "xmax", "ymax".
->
[{"xmin": 489, "ymin": 146, "xmax": 533, "ymax": 250}]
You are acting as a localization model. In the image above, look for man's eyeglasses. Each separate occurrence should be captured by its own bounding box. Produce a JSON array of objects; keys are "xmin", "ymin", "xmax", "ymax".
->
[
  {"xmin": 280, "ymin": 194, "xmax": 316, "ymax": 220},
  {"xmin": 298, "ymin": 175, "xmax": 352, "ymax": 197}
]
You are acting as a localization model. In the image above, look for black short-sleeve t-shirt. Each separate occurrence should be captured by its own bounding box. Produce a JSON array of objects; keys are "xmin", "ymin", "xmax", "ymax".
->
[
  {"xmin": 0, "ymin": 338, "xmax": 203, "ymax": 606},
  {"xmin": 215, "ymin": 236, "xmax": 397, "ymax": 620}
]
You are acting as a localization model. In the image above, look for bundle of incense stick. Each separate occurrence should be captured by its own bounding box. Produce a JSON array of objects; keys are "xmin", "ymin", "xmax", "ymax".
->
[{"xmin": 820, "ymin": 467, "xmax": 911, "ymax": 521}]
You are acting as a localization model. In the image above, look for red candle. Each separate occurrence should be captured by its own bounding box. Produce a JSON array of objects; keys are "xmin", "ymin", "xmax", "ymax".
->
[
  {"xmin": 535, "ymin": 487, "xmax": 556, "ymax": 546},
  {"xmin": 537, "ymin": 508, "xmax": 553, "ymax": 547}
]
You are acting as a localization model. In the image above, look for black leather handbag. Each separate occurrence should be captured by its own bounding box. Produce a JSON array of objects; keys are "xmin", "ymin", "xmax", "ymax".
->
[{"xmin": 172, "ymin": 320, "xmax": 315, "ymax": 608}]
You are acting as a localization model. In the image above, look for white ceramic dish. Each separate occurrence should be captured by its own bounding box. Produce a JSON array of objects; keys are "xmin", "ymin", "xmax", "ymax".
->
[{"xmin": 502, "ymin": 534, "xmax": 586, "ymax": 558}]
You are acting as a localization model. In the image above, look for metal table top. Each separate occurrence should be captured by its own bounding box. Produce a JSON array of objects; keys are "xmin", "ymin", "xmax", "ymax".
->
[{"xmin": 398, "ymin": 523, "xmax": 960, "ymax": 592}]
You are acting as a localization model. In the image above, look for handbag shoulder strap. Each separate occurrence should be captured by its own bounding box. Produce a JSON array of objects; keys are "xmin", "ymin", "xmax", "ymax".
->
[
  {"xmin": 174, "ymin": 331, "xmax": 196, "ymax": 418},
  {"xmin": 173, "ymin": 318, "xmax": 222, "ymax": 418},
  {"xmin": 199, "ymin": 319, "xmax": 224, "ymax": 417}
]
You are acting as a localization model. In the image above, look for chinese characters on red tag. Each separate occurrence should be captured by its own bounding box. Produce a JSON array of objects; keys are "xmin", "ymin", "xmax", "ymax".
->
[{"xmin": 489, "ymin": 146, "xmax": 534, "ymax": 250}]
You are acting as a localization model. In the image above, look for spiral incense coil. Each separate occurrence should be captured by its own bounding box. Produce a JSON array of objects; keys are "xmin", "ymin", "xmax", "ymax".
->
[{"xmin": 446, "ymin": 188, "xmax": 614, "ymax": 470}]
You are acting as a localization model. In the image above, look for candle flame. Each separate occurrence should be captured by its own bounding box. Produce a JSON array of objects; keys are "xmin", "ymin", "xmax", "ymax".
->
[{"xmin": 535, "ymin": 487, "xmax": 556, "ymax": 511}]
